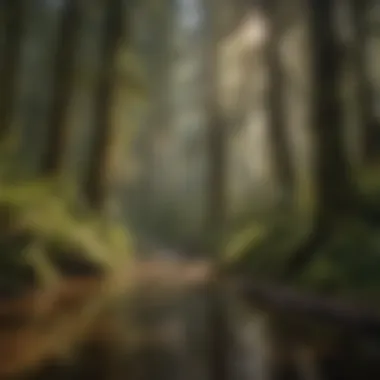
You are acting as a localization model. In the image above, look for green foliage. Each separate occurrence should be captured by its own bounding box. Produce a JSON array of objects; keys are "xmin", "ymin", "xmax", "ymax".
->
[
  {"xmin": 223, "ymin": 153, "xmax": 380, "ymax": 302},
  {"xmin": 297, "ymin": 220, "xmax": 380, "ymax": 302},
  {"xmin": 227, "ymin": 210, "xmax": 380, "ymax": 304},
  {"xmin": 222, "ymin": 213, "xmax": 310, "ymax": 277},
  {"xmin": 0, "ymin": 179, "xmax": 133, "ymax": 292},
  {"xmin": 224, "ymin": 221, "xmax": 268, "ymax": 264}
]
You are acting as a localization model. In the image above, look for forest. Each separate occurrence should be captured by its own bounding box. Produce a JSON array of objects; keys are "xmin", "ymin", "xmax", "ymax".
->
[{"xmin": 0, "ymin": 0, "xmax": 380, "ymax": 379}]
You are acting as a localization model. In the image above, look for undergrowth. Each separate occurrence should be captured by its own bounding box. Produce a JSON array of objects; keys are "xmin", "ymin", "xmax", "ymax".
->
[{"xmin": 0, "ymin": 178, "xmax": 133, "ymax": 293}]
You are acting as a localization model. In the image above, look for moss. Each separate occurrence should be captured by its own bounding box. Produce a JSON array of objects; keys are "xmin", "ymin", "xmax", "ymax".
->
[{"xmin": 0, "ymin": 179, "xmax": 133, "ymax": 294}]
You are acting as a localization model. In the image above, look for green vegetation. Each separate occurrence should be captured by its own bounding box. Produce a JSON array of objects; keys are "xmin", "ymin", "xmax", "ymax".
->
[
  {"xmin": 225, "ymin": 215, "xmax": 380, "ymax": 313},
  {"xmin": 0, "ymin": 178, "xmax": 133, "ymax": 296}
]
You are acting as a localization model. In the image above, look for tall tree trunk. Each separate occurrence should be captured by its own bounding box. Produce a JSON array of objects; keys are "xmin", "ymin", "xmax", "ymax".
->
[
  {"xmin": 348, "ymin": 0, "xmax": 378, "ymax": 163},
  {"xmin": 262, "ymin": 0, "xmax": 295, "ymax": 208},
  {"xmin": 205, "ymin": 10, "xmax": 227, "ymax": 244},
  {"xmin": 0, "ymin": 0, "xmax": 23, "ymax": 137},
  {"xmin": 58, "ymin": 2, "xmax": 104, "ymax": 188},
  {"xmin": 41, "ymin": 0, "xmax": 81, "ymax": 176},
  {"xmin": 283, "ymin": 0, "xmax": 380, "ymax": 279},
  {"xmin": 84, "ymin": 0, "xmax": 124, "ymax": 210},
  {"xmin": 282, "ymin": 0, "xmax": 356, "ymax": 279},
  {"xmin": 204, "ymin": 2, "xmax": 231, "ymax": 380},
  {"xmin": 310, "ymin": 0, "xmax": 356, "ymax": 217},
  {"xmin": 13, "ymin": 0, "xmax": 62, "ymax": 176}
]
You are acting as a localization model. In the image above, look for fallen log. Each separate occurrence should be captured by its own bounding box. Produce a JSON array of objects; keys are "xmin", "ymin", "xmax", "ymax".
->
[{"xmin": 237, "ymin": 279, "xmax": 380, "ymax": 337}]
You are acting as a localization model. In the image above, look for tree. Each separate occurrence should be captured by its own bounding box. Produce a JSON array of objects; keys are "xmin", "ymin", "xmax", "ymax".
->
[
  {"xmin": 205, "ymin": 12, "xmax": 227, "ymax": 247},
  {"xmin": 41, "ymin": 0, "xmax": 81, "ymax": 175},
  {"xmin": 84, "ymin": 0, "xmax": 124, "ymax": 210},
  {"xmin": 203, "ymin": 2, "xmax": 232, "ymax": 380},
  {"xmin": 348, "ymin": 0, "xmax": 379, "ymax": 162},
  {"xmin": 0, "ymin": 0, "xmax": 23, "ymax": 137},
  {"xmin": 348, "ymin": 0, "xmax": 379, "ymax": 163},
  {"xmin": 282, "ymin": 0, "xmax": 358, "ymax": 279},
  {"xmin": 262, "ymin": 0, "xmax": 295, "ymax": 208}
]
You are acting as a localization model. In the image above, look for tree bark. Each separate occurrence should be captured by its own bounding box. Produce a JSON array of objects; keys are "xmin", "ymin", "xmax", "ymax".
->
[
  {"xmin": 41, "ymin": 0, "xmax": 81, "ymax": 176},
  {"xmin": 204, "ymin": 0, "xmax": 227, "ymax": 244},
  {"xmin": 84, "ymin": 0, "xmax": 124, "ymax": 210},
  {"xmin": 0, "ymin": 0, "xmax": 23, "ymax": 137},
  {"xmin": 12, "ymin": 0, "xmax": 62, "ymax": 176},
  {"xmin": 262, "ymin": 0, "xmax": 295, "ymax": 208},
  {"xmin": 310, "ymin": 0, "xmax": 357, "ymax": 216},
  {"xmin": 348, "ymin": 0, "xmax": 378, "ymax": 163},
  {"xmin": 281, "ymin": 0, "xmax": 359, "ymax": 278},
  {"xmin": 203, "ymin": 2, "xmax": 230, "ymax": 379}
]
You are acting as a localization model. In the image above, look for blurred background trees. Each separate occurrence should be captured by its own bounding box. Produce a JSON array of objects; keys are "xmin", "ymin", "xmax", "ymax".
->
[
  {"xmin": 1, "ymin": 0, "xmax": 380, "ymax": 378},
  {"xmin": 1, "ymin": 0, "xmax": 379, "ymax": 250}
]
